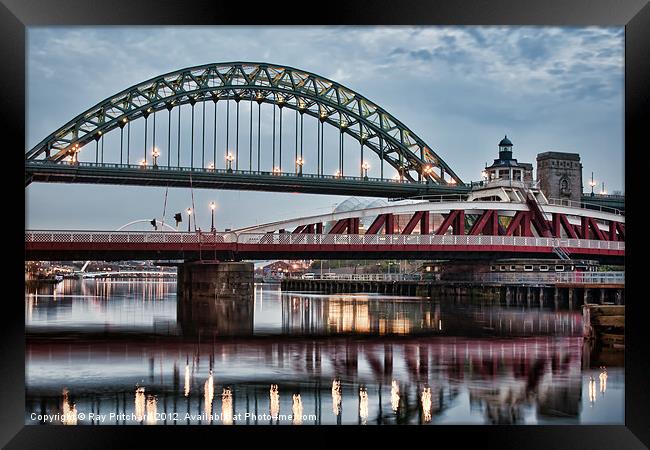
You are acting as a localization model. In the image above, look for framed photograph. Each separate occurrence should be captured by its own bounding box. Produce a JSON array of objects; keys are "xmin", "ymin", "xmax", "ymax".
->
[{"xmin": 3, "ymin": 0, "xmax": 648, "ymax": 447}]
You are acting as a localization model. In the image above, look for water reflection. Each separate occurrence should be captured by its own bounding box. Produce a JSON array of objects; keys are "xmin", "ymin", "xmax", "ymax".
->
[{"xmin": 25, "ymin": 281, "xmax": 623, "ymax": 425}]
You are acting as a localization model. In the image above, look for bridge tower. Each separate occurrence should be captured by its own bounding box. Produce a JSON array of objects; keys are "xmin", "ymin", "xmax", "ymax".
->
[{"xmin": 536, "ymin": 152, "xmax": 583, "ymax": 203}]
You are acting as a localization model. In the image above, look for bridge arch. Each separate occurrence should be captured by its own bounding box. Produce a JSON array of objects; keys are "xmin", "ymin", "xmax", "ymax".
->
[
  {"xmin": 26, "ymin": 62, "xmax": 462, "ymax": 184},
  {"xmin": 116, "ymin": 219, "xmax": 178, "ymax": 232}
]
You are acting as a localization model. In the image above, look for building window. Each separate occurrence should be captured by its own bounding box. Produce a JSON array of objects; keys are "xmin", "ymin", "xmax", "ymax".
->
[
  {"xmin": 490, "ymin": 265, "xmax": 496, "ymax": 271},
  {"xmin": 555, "ymin": 265, "xmax": 564, "ymax": 272},
  {"xmin": 500, "ymin": 265, "xmax": 506, "ymax": 271},
  {"xmin": 510, "ymin": 265, "xmax": 516, "ymax": 271},
  {"xmin": 560, "ymin": 178, "xmax": 570, "ymax": 196},
  {"xmin": 539, "ymin": 265, "xmax": 549, "ymax": 272},
  {"xmin": 523, "ymin": 265, "xmax": 534, "ymax": 271}
]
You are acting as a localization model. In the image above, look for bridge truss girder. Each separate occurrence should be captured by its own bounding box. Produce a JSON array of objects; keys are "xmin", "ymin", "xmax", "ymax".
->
[{"xmin": 26, "ymin": 62, "xmax": 463, "ymax": 185}]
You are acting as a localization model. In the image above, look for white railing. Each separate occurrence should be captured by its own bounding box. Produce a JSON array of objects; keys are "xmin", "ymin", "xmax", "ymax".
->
[
  {"xmin": 25, "ymin": 231, "xmax": 625, "ymax": 251},
  {"xmin": 547, "ymin": 197, "xmax": 624, "ymax": 216},
  {"xmin": 469, "ymin": 271, "xmax": 624, "ymax": 285},
  {"xmin": 288, "ymin": 273, "xmax": 422, "ymax": 281}
]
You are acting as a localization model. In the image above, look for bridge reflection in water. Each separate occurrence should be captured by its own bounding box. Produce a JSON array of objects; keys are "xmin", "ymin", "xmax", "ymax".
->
[{"xmin": 25, "ymin": 280, "xmax": 623, "ymax": 425}]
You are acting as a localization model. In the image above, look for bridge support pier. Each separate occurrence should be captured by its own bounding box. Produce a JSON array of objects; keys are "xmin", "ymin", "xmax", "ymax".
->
[
  {"xmin": 600, "ymin": 288, "xmax": 606, "ymax": 304},
  {"xmin": 554, "ymin": 288, "xmax": 559, "ymax": 310},
  {"xmin": 177, "ymin": 261, "xmax": 254, "ymax": 335},
  {"xmin": 568, "ymin": 289, "xmax": 574, "ymax": 309}
]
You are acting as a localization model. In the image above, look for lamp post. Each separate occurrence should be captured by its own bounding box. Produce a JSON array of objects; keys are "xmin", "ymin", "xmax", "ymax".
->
[
  {"xmin": 296, "ymin": 157, "xmax": 304, "ymax": 176},
  {"xmin": 152, "ymin": 147, "xmax": 160, "ymax": 167},
  {"xmin": 209, "ymin": 201, "xmax": 216, "ymax": 232},
  {"xmin": 186, "ymin": 207, "xmax": 192, "ymax": 232},
  {"xmin": 226, "ymin": 152, "xmax": 235, "ymax": 173},
  {"xmin": 208, "ymin": 162, "xmax": 215, "ymax": 171},
  {"xmin": 335, "ymin": 169, "xmax": 342, "ymax": 178},
  {"xmin": 273, "ymin": 167, "xmax": 281, "ymax": 175},
  {"xmin": 589, "ymin": 172, "xmax": 597, "ymax": 197},
  {"xmin": 140, "ymin": 158, "xmax": 147, "ymax": 168},
  {"xmin": 601, "ymin": 182, "xmax": 606, "ymax": 195},
  {"xmin": 362, "ymin": 161, "xmax": 370, "ymax": 180}
]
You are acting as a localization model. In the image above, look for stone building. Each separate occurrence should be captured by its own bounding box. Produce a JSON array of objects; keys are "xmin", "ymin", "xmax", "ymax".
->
[{"xmin": 536, "ymin": 152, "xmax": 583, "ymax": 203}]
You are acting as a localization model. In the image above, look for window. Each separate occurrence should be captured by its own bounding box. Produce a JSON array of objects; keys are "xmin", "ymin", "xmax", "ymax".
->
[
  {"xmin": 524, "ymin": 265, "xmax": 534, "ymax": 271},
  {"xmin": 500, "ymin": 265, "xmax": 506, "ymax": 271},
  {"xmin": 539, "ymin": 265, "xmax": 549, "ymax": 272},
  {"xmin": 510, "ymin": 265, "xmax": 517, "ymax": 271},
  {"xmin": 555, "ymin": 265, "xmax": 564, "ymax": 272},
  {"xmin": 490, "ymin": 265, "xmax": 496, "ymax": 271}
]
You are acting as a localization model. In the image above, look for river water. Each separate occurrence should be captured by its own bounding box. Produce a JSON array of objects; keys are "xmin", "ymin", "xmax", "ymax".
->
[{"xmin": 25, "ymin": 278, "xmax": 623, "ymax": 425}]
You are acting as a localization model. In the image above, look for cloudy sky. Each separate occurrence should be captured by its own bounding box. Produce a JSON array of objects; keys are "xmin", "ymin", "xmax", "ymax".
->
[{"xmin": 25, "ymin": 26, "xmax": 624, "ymax": 231}]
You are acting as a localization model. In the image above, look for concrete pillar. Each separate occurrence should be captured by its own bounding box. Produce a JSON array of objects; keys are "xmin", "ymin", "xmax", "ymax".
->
[
  {"xmin": 539, "ymin": 287, "xmax": 544, "ymax": 308},
  {"xmin": 600, "ymin": 289, "xmax": 606, "ymax": 304},
  {"xmin": 568, "ymin": 288, "xmax": 574, "ymax": 309},
  {"xmin": 583, "ymin": 288, "xmax": 589, "ymax": 305},
  {"xmin": 554, "ymin": 288, "xmax": 559, "ymax": 310},
  {"xmin": 615, "ymin": 289, "xmax": 622, "ymax": 305},
  {"xmin": 526, "ymin": 287, "xmax": 531, "ymax": 307}
]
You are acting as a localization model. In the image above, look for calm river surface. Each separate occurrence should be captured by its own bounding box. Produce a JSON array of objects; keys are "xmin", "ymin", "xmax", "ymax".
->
[{"xmin": 25, "ymin": 278, "xmax": 623, "ymax": 425}]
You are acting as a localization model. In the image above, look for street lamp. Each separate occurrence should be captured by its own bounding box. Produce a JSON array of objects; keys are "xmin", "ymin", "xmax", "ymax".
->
[
  {"xmin": 209, "ymin": 201, "xmax": 216, "ymax": 232},
  {"xmin": 186, "ymin": 207, "xmax": 192, "ymax": 232},
  {"xmin": 362, "ymin": 161, "xmax": 370, "ymax": 180},
  {"xmin": 152, "ymin": 147, "xmax": 160, "ymax": 167},
  {"xmin": 600, "ymin": 182, "xmax": 606, "ymax": 195},
  {"xmin": 140, "ymin": 158, "xmax": 147, "ymax": 168},
  {"xmin": 335, "ymin": 169, "xmax": 342, "ymax": 178},
  {"xmin": 589, "ymin": 172, "xmax": 597, "ymax": 197},
  {"xmin": 226, "ymin": 152, "xmax": 235, "ymax": 173},
  {"xmin": 296, "ymin": 157, "xmax": 304, "ymax": 176},
  {"xmin": 208, "ymin": 162, "xmax": 215, "ymax": 171},
  {"xmin": 273, "ymin": 167, "xmax": 281, "ymax": 175}
]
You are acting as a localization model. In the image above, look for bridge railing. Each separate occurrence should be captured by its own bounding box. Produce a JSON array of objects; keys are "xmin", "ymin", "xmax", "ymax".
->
[
  {"xmin": 26, "ymin": 231, "xmax": 625, "ymax": 251},
  {"xmin": 468, "ymin": 271, "xmax": 624, "ymax": 285},
  {"xmin": 547, "ymin": 197, "xmax": 624, "ymax": 216},
  {"xmin": 28, "ymin": 160, "xmax": 463, "ymax": 186},
  {"xmin": 287, "ymin": 273, "xmax": 422, "ymax": 281}
]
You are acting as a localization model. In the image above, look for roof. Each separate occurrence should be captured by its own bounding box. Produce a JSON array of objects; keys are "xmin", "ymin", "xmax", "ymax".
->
[{"xmin": 499, "ymin": 135, "xmax": 513, "ymax": 147}]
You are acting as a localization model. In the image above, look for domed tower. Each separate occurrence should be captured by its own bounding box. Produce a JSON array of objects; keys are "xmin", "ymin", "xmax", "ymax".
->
[
  {"xmin": 498, "ymin": 135, "xmax": 513, "ymax": 160},
  {"xmin": 483, "ymin": 135, "xmax": 533, "ymax": 183}
]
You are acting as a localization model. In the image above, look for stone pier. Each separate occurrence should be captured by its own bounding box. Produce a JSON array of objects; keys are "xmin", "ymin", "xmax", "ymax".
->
[{"xmin": 177, "ymin": 261, "xmax": 254, "ymax": 336}]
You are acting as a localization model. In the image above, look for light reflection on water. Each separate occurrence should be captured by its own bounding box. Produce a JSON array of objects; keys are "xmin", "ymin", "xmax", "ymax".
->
[{"xmin": 25, "ymin": 279, "xmax": 623, "ymax": 425}]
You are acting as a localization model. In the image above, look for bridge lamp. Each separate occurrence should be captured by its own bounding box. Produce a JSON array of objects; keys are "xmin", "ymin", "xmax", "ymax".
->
[
  {"xmin": 362, "ymin": 161, "xmax": 370, "ymax": 180},
  {"xmin": 273, "ymin": 167, "xmax": 281, "ymax": 175},
  {"xmin": 186, "ymin": 208, "xmax": 192, "ymax": 232},
  {"xmin": 335, "ymin": 169, "xmax": 342, "ymax": 178},
  {"xmin": 448, "ymin": 178, "xmax": 457, "ymax": 185},
  {"xmin": 208, "ymin": 162, "xmax": 215, "ymax": 171},
  {"xmin": 225, "ymin": 152, "xmax": 235, "ymax": 172},
  {"xmin": 152, "ymin": 147, "xmax": 160, "ymax": 167},
  {"xmin": 140, "ymin": 159, "xmax": 147, "ymax": 167},
  {"xmin": 589, "ymin": 172, "xmax": 597, "ymax": 197},
  {"xmin": 209, "ymin": 201, "xmax": 216, "ymax": 232},
  {"xmin": 600, "ymin": 182, "xmax": 606, "ymax": 195},
  {"xmin": 296, "ymin": 157, "xmax": 304, "ymax": 176}
]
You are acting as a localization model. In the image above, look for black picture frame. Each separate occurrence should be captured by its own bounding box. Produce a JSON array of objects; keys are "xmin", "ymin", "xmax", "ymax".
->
[{"xmin": 3, "ymin": 0, "xmax": 648, "ymax": 447}]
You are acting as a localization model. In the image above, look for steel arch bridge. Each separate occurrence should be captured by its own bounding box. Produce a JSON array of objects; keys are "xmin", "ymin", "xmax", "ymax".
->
[{"xmin": 25, "ymin": 62, "xmax": 465, "ymax": 196}]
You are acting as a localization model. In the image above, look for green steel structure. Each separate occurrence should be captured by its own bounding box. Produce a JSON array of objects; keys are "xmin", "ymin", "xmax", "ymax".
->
[{"xmin": 25, "ymin": 62, "xmax": 463, "ymax": 189}]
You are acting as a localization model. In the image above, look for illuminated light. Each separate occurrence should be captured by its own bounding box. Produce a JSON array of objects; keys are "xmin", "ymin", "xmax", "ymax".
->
[
  {"xmin": 331, "ymin": 379, "xmax": 342, "ymax": 416},
  {"xmin": 208, "ymin": 162, "xmax": 215, "ymax": 170},
  {"xmin": 140, "ymin": 159, "xmax": 147, "ymax": 167},
  {"xmin": 97, "ymin": 130, "xmax": 102, "ymax": 136},
  {"xmin": 61, "ymin": 388, "xmax": 78, "ymax": 425},
  {"xmin": 146, "ymin": 395, "xmax": 157, "ymax": 425},
  {"xmin": 335, "ymin": 169, "xmax": 342, "ymax": 178},
  {"xmin": 270, "ymin": 384, "xmax": 280, "ymax": 420},
  {"xmin": 210, "ymin": 201, "xmax": 216, "ymax": 211},
  {"xmin": 135, "ymin": 386, "xmax": 146, "ymax": 422},
  {"xmin": 448, "ymin": 178, "xmax": 457, "ymax": 185},
  {"xmin": 222, "ymin": 387, "xmax": 233, "ymax": 425},
  {"xmin": 588, "ymin": 376, "xmax": 597, "ymax": 404},
  {"xmin": 292, "ymin": 394, "xmax": 303, "ymax": 425},
  {"xmin": 186, "ymin": 208, "xmax": 192, "ymax": 216},
  {"xmin": 359, "ymin": 387, "xmax": 368, "ymax": 425},
  {"xmin": 296, "ymin": 157, "xmax": 304, "ymax": 166},
  {"xmin": 391, "ymin": 380, "xmax": 400, "ymax": 412},
  {"xmin": 225, "ymin": 152, "xmax": 235, "ymax": 162},
  {"xmin": 122, "ymin": 117, "xmax": 128, "ymax": 123},
  {"xmin": 152, "ymin": 147, "xmax": 160, "ymax": 157},
  {"xmin": 204, "ymin": 371, "xmax": 214, "ymax": 417},
  {"xmin": 599, "ymin": 367, "xmax": 608, "ymax": 394},
  {"xmin": 421, "ymin": 387, "xmax": 432, "ymax": 423},
  {"xmin": 273, "ymin": 167, "xmax": 281, "ymax": 174},
  {"xmin": 362, "ymin": 162, "xmax": 370, "ymax": 170}
]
